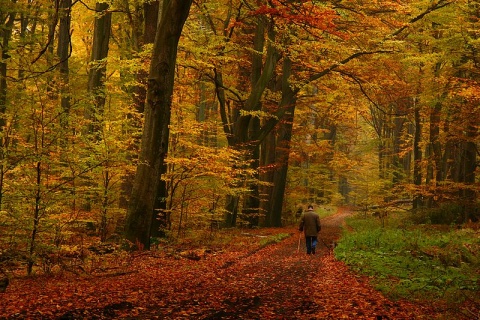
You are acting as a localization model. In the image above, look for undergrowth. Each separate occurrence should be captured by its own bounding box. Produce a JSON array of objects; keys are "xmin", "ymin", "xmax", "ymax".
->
[
  {"xmin": 165, "ymin": 227, "xmax": 292, "ymax": 253},
  {"xmin": 335, "ymin": 211, "xmax": 480, "ymax": 309},
  {"xmin": 259, "ymin": 233, "xmax": 290, "ymax": 247}
]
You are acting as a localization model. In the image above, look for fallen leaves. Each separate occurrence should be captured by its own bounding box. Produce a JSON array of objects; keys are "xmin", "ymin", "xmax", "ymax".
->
[{"xmin": 0, "ymin": 209, "xmax": 469, "ymax": 319}]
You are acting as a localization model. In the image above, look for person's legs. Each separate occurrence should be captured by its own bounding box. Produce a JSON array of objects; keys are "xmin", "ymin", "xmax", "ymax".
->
[
  {"xmin": 311, "ymin": 236, "xmax": 318, "ymax": 254},
  {"xmin": 305, "ymin": 236, "xmax": 311, "ymax": 254},
  {"xmin": 306, "ymin": 236, "xmax": 316, "ymax": 254}
]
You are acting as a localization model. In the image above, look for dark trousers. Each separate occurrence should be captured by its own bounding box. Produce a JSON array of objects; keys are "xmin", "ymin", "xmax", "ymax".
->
[{"xmin": 305, "ymin": 236, "xmax": 318, "ymax": 254}]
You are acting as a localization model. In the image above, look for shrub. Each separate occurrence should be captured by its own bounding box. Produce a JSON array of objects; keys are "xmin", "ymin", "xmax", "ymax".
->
[{"xmin": 410, "ymin": 203, "xmax": 465, "ymax": 225}]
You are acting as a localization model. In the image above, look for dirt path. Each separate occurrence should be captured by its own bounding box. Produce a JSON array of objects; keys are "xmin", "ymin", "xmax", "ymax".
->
[{"xmin": 0, "ymin": 208, "xmax": 445, "ymax": 319}]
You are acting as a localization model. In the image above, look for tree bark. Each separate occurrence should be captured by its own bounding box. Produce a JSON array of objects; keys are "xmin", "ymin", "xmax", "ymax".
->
[
  {"xmin": 413, "ymin": 98, "xmax": 423, "ymax": 209},
  {"xmin": 0, "ymin": 11, "xmax": 16, "ymax": 210},
  {"xmin": 119, "ymin": 0, "xmax": 160, "ymax": 211},
  {"xmin": 239, "ymin": 18, "xmax": 265, "ymax": 227},
  {"xmin": 260, "ymin": 129, "xmax": 276, "ymax": 226},
  {"xmin": 85, "ymin": 2, "xmax": 112, "ymax": 134},
  {"xmin": 58, "ymin": 0, "xmax": 72, "ymax": 127},
  {"xmin": 132, "ymin": 0, "xmax": 160, "ymax": 114},
  {"xmin": 124, "ymin": 0, "xmax": 192, "ymax": 249},
  {"xmin": 221, "ymin": 18, "xmax": 281, "ymax": 227},
  {"xmin": 264, "ymin": 58, "xmax": 295, "ymax": 227},
  {"xmin": 428, "ymin": 102, "xmax": 442, "ymax": 183},
  {"xmin": 392, "ymin": 113, "xmax": 407, "ymax": 184},
  {"xmin": 460, "ymin": 122, "xmax": 477, "ymax": 222},
  {"xmin": 143, "ymin": 0, "xmax": 168, "ymax": 239}
]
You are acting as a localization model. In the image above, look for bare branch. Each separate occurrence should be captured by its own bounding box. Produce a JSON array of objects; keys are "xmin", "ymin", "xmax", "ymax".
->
[
  {"xmin": 389, "ymin": 0, "xmax": 455, "ymax": 38},
  {"xmin": 305, "ymin": 50, "xmax": 393, "ymax": 86}
]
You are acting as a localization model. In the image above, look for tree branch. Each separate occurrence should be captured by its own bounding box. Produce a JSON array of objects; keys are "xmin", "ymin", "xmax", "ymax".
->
[
  {"xmin": 306, "ymin": 50, "xmax": 393, "ymax": 84},
  {"xmin": 303, "ymin": 1, "xmax": 454, "ymax": 86},
  {"xmin": 389, "ymin": 0, "xmax": 455, "ymax": 38},
  {"xmin": 31, "ymin": 0, "xmax": 60, "ymax": 64}
]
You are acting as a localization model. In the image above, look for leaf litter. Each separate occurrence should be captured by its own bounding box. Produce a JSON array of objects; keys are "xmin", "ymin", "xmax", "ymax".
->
[{"xmin": 0, "ymin": 208, "xmax": 463, "ymax": 319}]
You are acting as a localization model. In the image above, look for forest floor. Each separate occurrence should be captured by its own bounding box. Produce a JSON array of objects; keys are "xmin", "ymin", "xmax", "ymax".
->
[{"xmin": 0, "ymin": 207, "xmax": 467, "ymax": 319}]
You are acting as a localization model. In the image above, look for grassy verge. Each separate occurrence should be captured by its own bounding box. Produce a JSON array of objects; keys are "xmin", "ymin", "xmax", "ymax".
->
[
  {"xmin": 316, "ymin": 205, "xmax": 337, "ymax": 219},
  {"xmin": 334, "ymin": 211, "xmax": 480, "ymax": 307}
]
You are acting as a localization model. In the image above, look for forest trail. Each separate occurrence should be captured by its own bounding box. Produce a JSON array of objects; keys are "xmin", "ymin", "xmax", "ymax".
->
[{"xmin": 0, "ymin": 207, "xmax": 446, "ymax": 319}]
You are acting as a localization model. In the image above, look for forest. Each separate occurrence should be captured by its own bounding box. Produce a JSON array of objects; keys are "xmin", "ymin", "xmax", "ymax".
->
[{"xmin": 0, "ymin": 0, "xmax": 479, "ymax": 318}]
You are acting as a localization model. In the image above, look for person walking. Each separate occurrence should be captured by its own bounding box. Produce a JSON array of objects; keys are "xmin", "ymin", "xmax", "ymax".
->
[{"xmin": 299, "ymin": 205, "xmax": 321, "ymax": 254}]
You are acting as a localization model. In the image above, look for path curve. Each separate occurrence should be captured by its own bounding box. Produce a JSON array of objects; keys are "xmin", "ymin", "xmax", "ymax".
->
[
  {"xmin": 132, "ymin": 207, "xmax": 440, "ymax": 319},
  {"xmin": 0, "ymin": 207, "xmax": 445, "ymax": 319}
]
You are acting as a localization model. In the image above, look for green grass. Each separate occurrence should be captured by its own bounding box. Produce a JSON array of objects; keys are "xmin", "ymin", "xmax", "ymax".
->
[
  {"xmin": 334, "ymin": 212, "xmax": 480, "ymax": 303},
  {"xmin": 259, "ymin": 233, "xmax": 290, "ymax": 246},
  {"xmin": 316, "ymin": 205, "xmax": 337, "ymax": 219}
]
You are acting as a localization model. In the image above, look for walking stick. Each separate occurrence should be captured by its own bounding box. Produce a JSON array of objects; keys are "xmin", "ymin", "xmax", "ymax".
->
[{"xmin": 297, "ymin": 232, "xmax": 301, "ymax": 253}]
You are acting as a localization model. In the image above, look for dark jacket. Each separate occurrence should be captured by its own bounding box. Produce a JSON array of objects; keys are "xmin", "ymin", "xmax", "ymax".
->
[{"xmin": 299, "ymin": 209, "xmax": 321, "ymax": 237}]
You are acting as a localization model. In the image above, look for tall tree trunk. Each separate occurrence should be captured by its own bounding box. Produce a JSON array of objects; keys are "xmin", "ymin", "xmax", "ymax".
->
[
  {"xmin": 0, "ymin": 11, "xmax": 16, "ymax": 210},
  {"xmin": 460, "ymin": 122, "xmax": 477, "ymax": 222},
  {"xmin": 392, "ymin": 114, "xmax": 407, "ymax": 184},
  {"xmin": 144, "ymin": 0, "xmax": 169, "ymax": 239},
  {"xmin": 119, "ymin": 0, "xmax": 160, "ymax": 211},
  {"xmin": 265, "ymin": 58, "xmax": 295, "ymax": 227},
  {"xmin": 413, "ymin": 98, "xmax": 423, "ymax": 209},
  {"xmin": 85, "ymin": 2, "xmax": 112, "ymax": 134},
  {"xmin": 239, "ymin": 18, "xmax": 265, "ymax": 227},
  {"xmin": 132, "ymin": 0, "xmax": 160, "ymax": 114},
  {"xmin": 427, "ymin": 101, "xmax": 442, "ymax": 204},
  {"xmin": 82, "ymin": 2, "xmax": 112, "ymax": 230},
  {"xmin": 124, "ymin": 0, "xmax": 192, "ymax": 249},
  {"xmin": 426, "ymin": 58, "xmax": 445, "ymax": 205},
  {"xmin": 441, "ymin": 114, "xmax": 454, "ymax": 181},
  {"xmin": 259, "ymin": 130, "xmax": 276, "ymax": 226},
  {"xmin": 242, "ymin": 143, "xmax": 261, "ymax": 226},
  {"xmin": 404, "ymin": 122, "xmax": 414, "ymax": 175},
  {"xmin": 28, "ymin": 161, "xmax": 42, "ymax": 275},
  {"xmin": 222, "ymin": 18, "xmax": 280, "ymax": 227},
  {"xmin": 58, "ymin": 0, "xmax": 72, "ymax": 127},
  {"xmin": 379, "ymin": 111, "xmax": 391, "ymax": 180}
]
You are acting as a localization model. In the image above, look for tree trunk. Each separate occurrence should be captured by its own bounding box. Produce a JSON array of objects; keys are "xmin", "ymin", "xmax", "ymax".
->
[
  {"xmin": 143, "ymin": 0, "xmax": 168, "ymax": 239},
  {"xmin": 265, "ymin": 58, "xmax": 295, "ymax": 227},
  {"xmin": 0, "ymin": 11, "xmax": 16, "ymax": 209},
  {"xmin": 224, "ymin": 194, "xmax": 239, "ymax": 227},
  {"xmin": 132, "ymin": 0, "xmax": 160, "ymax": 114},
  {"xmin": 413, "ymin": 99, "xmax": 423, "ymax": 209},
  {"xmin": 58, "ymin": 0, "xmax": 72, "ymax": 127},
  {"xmin": 242, "ymin": 143, "xmax": 261, "ymax": 226},
  {"xmin": 28, "ymin": 161, "xmax": 42, "ymax": 275},
  {"xmin": 427, "ymin": 101, "xmax": 442, "ymax": 205},
  {"xmin": 260, "ymin": 130, "xmax": 276, "ymax": 226},
  {"xmin": 119, "ymin": 0, "xmax": 160, "ymax": 211},
  {"xmin": 239, "ymin": 19, "xmax": 265, "ymax": 227},
  {"xmin": 221, "ymin": 18, "xmax": 280, "ymax": 227},
  {"xmin": 460, "ymin": 122, "xmax": 477, "ymax": 222},
  {"xmin": 392, "ymin": 114, "xmax": 407, "ymax": 184},
  {"xmin": 124, "ymin": 0, "xmax": 192, "ymax": 249},
  {"xmin": 85, "ymin": 2, "xmax": 112, "ymax": 134}
]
